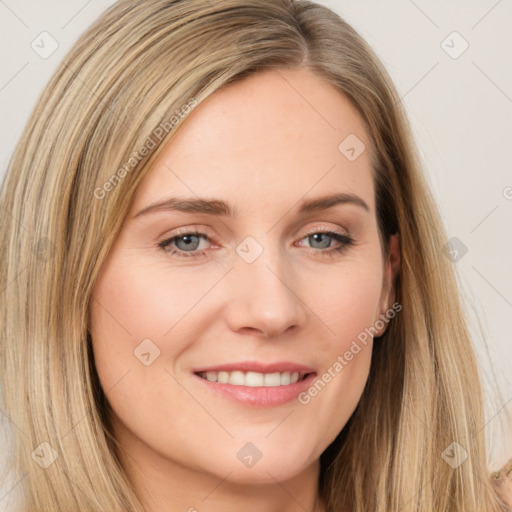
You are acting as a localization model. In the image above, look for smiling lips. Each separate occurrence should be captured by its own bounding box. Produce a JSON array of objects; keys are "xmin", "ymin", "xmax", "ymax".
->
[
  {"xmin": 193, "ymin": 361, "xmax": 317, "ymax": 407},
  {"xmin": 193, "ymin": 360, "xmax": 315, "ymax": 386}
]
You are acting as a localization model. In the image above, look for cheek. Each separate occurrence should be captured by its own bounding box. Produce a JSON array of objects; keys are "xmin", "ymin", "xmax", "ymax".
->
[
  {"xmin": 90, "ymin": 260, "xmax": 180, "ymax": 339},
  {"xmin": 88, "ymin": 261, "xmax": 194, "ymax": 433},
  {"xmin": 89, "ymin": 257, "xmax": 210, "ymax": 360},
  {"xmin": 309, "ymin": 261, "xmax": 383, "ymax": 349},
  {"xmin": 88, "ymin": 254, "xmax": 227, "ymax": 404},
  {"xmin": 88, "ymin": 258, "xmax": 164, "ymax": 391}
]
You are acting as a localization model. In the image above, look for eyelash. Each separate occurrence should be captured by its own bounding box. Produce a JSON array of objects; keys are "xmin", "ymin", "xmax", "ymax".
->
[{"xmin": 157, "ymin": 227, "xmax": 356, "ymax": 259}]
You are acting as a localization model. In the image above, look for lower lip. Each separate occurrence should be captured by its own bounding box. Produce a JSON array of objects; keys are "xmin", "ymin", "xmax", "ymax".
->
[{"xmin": 193, "ymin": 373, "xmax": 317, "ymax": 407}]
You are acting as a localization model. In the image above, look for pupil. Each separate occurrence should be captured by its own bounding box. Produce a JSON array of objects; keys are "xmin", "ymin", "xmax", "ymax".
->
[
  {"xmin": 178, "ymin": 235, "xmax": 198, "ymax": 250},
  {"xmin": 311, "ymin": 233, "xmax": 330, "ymax": 249}
]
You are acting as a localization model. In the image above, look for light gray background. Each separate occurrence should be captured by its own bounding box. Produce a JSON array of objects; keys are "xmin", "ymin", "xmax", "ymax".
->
[{"xmin": 1, "ymin": 0, "xmax": 511, "ymax": 508}]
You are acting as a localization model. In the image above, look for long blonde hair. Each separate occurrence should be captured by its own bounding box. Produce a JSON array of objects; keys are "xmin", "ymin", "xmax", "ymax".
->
[{"xmin": 0, "ymin": 0, "xmax": 507, "ymax": 510}]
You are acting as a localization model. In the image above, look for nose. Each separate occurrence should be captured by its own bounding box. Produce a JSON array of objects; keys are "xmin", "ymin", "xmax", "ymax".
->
[{"xmin": 222, "ymin": 245, "xmax": 308, "ymax": 339}]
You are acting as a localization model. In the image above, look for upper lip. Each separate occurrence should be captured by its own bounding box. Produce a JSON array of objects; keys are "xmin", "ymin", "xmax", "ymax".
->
[{"xmin": 193, "ymin": 361, "xmax": 316, "ymax": 376}]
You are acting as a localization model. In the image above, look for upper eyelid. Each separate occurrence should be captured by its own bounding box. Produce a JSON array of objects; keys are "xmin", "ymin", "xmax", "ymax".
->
[{"xmin": 301, "ymin": 225, "xmax": 350, "ymax": 237}]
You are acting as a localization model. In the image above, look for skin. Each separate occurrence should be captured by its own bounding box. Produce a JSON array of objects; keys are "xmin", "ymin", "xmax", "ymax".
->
[{"xmin": 89, "ymin": 66, "xmax": 400, "ymax": 512}]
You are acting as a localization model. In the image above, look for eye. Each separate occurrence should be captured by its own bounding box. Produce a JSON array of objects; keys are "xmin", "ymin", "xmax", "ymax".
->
[
  {"xmin": 158, "ymin": 228, "xmax": 211, "ymax": 258},
  {"xmin": 297, "ymin": 230, "xmax": 356, "ymax": 257}
]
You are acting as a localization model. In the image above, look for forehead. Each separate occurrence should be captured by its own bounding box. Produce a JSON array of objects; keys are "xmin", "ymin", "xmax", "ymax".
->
[{"xmin": 131, "ymin": 67, "xmax": 374, "ymax": 215}]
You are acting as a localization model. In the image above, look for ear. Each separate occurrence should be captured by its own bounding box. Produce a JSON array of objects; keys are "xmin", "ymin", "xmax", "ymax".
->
[{"xmin": 374, "ymin": 233, "xmax": 400, "ymax": 338}]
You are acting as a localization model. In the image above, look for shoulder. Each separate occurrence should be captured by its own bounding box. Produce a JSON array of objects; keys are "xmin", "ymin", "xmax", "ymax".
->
[{"xmin": 492, "ymin": 458, "xmax": 512, "ymax": 508}]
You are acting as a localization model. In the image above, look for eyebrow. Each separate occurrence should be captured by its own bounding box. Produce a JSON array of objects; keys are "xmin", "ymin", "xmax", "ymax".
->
[{"xmin": 132, "ymin": 192, "xmax": 370, "ymax": 219}]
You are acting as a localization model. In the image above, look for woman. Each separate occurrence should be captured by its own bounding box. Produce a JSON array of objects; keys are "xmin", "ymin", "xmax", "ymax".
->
[{"xmin": 0, "ymin": 0, "xmax": 510, "ymax": 510}]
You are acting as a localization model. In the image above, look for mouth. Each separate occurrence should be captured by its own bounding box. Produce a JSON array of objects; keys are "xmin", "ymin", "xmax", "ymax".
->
[
  {"xmin": 191, "ymin": 361, "xmax": 317, "ymax": 407},
  {"xmin": 195, "ymin": 370, "xmax": 313, "ymax": 387}
]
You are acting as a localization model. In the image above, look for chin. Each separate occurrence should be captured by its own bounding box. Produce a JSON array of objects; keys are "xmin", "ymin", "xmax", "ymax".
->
[
  {"xmin": 215, "ymin": 459, "xmax": 314, "ymax": 485},
  {"xmin": 198, "ymin": 439, "xmax": 320, "ymax": 484}
]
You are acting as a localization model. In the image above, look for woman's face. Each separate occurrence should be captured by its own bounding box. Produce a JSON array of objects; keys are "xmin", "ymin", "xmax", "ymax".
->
[{"xmin": 89, "ymin": 67, "xmax": 399, "ymax": 490}]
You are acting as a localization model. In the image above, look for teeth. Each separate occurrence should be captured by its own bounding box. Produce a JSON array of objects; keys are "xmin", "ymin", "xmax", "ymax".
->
[
  {"xmin": 245, "ymin": 371, "xmax": 264, "ymax": 386},
  {"xmin": 199, "ymin": 370, "xmax": 303, "ymax": 387},
  {"xmin": 217, "ymin": 371, "xmax": 229, "ymax": 383},
  {"xmin": 229, "ymin": 371, "xmax": 245, "ymax": 386},
  {"xmin": 206, "ymin": 371, "xmax": 218, "ymax": 382}
]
